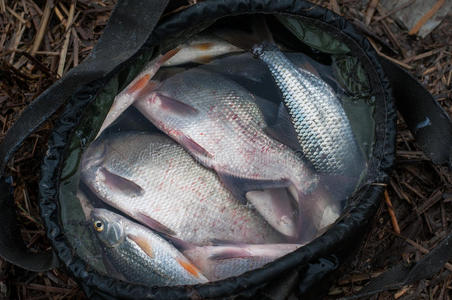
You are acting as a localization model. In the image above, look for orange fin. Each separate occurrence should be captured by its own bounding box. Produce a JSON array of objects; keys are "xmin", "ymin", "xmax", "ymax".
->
[
  {"xmin": 136, "ymin": 80, "xmax": 159, "ymax": 99},
  {"xmin": 159, "ymin": 47, "xmax": 181, "ymax": 63},
  {"xmin": 127, "ymin": 74, "xmax": 151, "ymax": 94},
  {"xmin": 193, "ymin": 42, "xmax": 215, "ymax": 51},
  {"xmin": 176, "ymin": 258, "xmax": 202, "ymax": 278},
  {"xmin": 128, "ymin": 234, "xmax": 154, "ymax": 258}
]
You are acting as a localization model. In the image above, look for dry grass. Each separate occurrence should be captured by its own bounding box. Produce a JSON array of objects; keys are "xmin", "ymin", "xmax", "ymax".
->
[{"xmin": 0, "ymin": 0, "xmax": 451, "ymax": 299}]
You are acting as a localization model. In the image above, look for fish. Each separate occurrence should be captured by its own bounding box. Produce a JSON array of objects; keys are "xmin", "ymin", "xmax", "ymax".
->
[
  {"xmin": 182, "ymin": 243, "xmax": 302, "ymax": 281},
  {"xmin": 163, "ymin": 34, "xmax": 243, "ymax": 66},
  {"xmin": 252, "ymin": 43, "xmax": 363, "ymax": 176},
  {"xmin": 133, "ymin": 68, "xmax": 319, "ymax": 238},
  {"xmin": 81, "ymin": 132, "xmax": 284, "ymax": 245},
  {"xmin": 198, "ymin": 52, "xmax": 342, "ymax": 152},
  {"xmin": 90, "ymin": 208, "xmax": 208, "ymax": 286},
  {"xmin": 96, "ymin": 49, "xmax": 180, "ymax": 139},
  {"xmin": 96, "ymin": 34, "xmax": 243, "ymax": 139}
]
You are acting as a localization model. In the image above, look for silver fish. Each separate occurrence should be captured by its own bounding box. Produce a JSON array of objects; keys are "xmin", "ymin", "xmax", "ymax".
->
[
  {"xmin": 97, "ymin": 34, "xmax": 242, "ymax": 139},
  {"xmin": 163, "ymin": 34, "xmax": 242, "ymax": 67},
  {"xmin": 252, "ymin": 43, "xmax": 362, "ymax": 175},
  {"xmin": 96, "ymin": 49, "xmax": 180, "ymax": 139},
  {"xmin": 134, "ymin": 69, "xmax": 318, "ymax": 238},
  {"xmin": 81, "ymin": 132, "xmax": 284, "ymax": 245},
  {"xmin": 183, "ymin": 243, "xmax": 302, "ymax": 281},
  {"xmin": 90, "ymin": 208, "xmax": 208, "ymax": 286}
]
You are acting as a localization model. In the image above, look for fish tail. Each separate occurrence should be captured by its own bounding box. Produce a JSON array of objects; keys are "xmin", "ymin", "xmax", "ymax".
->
[{"xmin": 158, "ymin": 47, "xmax": 181, "ymax": 65}]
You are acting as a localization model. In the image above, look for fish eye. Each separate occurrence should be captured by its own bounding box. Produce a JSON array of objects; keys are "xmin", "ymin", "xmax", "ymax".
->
[{"xmin": 93, "ymin": 220, "xmax": 104, "ymax": 232}]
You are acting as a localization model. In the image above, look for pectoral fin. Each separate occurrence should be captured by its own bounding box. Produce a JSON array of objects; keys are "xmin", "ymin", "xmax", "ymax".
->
[
  {"xmin": 217, "ymin": 171, "xmax": 291, "ymax": 204},
  {"xmin": 154, "ymin": 93, "xmax": 199, "ymax": 115},
  {"xmin": 176, "ymin": 258, "xmax": 207, "ymax": 281},
  {"xmin": 100, "ymin": 167, "xmax": 144, "ymax": 197},
  {"xmin": 128, "ymin": 234, "xmax": 154, "ymax": 259},
  {"xmin": 208, "ymin": 248, "xmax": 252, "ymax": 260},
  {"xmin": 135, "ymin": 212, "xmax": 176, "ymax": 237},
  {"xmin": 246, "ymin": 188, "xmax": 299, "ymax": 239}
]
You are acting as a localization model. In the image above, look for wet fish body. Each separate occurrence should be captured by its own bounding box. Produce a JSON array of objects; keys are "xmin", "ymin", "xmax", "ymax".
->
[
  {"xmin": 96, "ymin": 49, "xmax": 179, "ymax": 138},
  {"xmin": 253, "ymin": 43, "xmax": 362, "ymax": 175},
  {"xmin": 97, "ymin": 34, "xmax": 242, "ymax": 139},
  {"xmin": 81, "ymin": 132, "xmax": 284, "ymax": 245},
  {"xmin": 90, "ymin": 208, "xmax": 208, "ymax": 286},
  {"xmin": 134, "ymin": 69, "xmax": 318, "ymax": 237},
  {"xmin": 183, "ymin": 243, "xmax": 302, "ymax": 281},
  {"xmin": 163, "ymin": 35, "xmax": 242, "ymax": 66}
]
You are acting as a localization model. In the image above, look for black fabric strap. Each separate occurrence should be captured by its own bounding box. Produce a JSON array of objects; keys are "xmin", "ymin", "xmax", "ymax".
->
[
  {"xmin": 0, "ymin": 0, "xmax": 169, "ymax": 271},
  {"xmin": 341, "ymin": 232, "xmax": 452, "ymax": 299},
  {"xmin": 341, "ymin": 58, "xmax": 452, "ymax": 299},
  {"xmin": 379, "ymin": 56, "xmax": 452, "ymax": 166}
]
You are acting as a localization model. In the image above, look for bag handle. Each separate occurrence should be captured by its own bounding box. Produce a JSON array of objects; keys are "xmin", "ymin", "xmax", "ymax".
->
[
  {"xmin": 0, "ymin": 0, "xmax": 169, "ymax": 272},
  {"xmin": 341, "ymin": 232, "xmax": 452, "ymax": 299},
  {"xmin": 338, "ymin": 57, "xmax": 452, "ymax": 299},
  {"xmin": 378, "ymin": 56, "xmax": 452, "ymax": 166}
]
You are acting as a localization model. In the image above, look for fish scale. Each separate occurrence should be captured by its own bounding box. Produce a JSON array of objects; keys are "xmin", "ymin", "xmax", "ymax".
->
[
  {"xmin": 253, "ymin": 44, "xmax": 361, "ymax": 175},
  {"xmin": 91, "ymin": 209, "xmax": 208, "ymax": 286},
  {"xmin": 133, "ymin": 68, "xmax": 319, "ymax": 238},
  {"xmin": 135, "ymin": 68, "xmax": 317, "ymax": 197},
  {"xmin": 82, "ymin": 133, "xmax": 284, "ymax": 245},
  {"xmin": 183, "ymin": 243, "xmax": 303, "ymax": 281}
]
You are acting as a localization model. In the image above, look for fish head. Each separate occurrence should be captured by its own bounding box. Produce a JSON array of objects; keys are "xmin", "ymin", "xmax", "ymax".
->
[
  {"xmin": 81, "ymin": 139, "xmax": 108, "ymax": 180},
  {"xmin": 91, "ymin": 208, "xmax": 126, "ymax": 248}
]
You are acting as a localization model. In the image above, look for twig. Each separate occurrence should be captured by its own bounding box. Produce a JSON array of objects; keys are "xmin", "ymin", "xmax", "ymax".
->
[
  {"xmin": 329, "ymin": 0, "xmax": 341, "ymax": 15},
  {"xmin": 72, "ymin": 27, "xmax": 79, "ymax": 66},
  {"xmin": 384, "ymin": 190, "xmax": 401, "ymax": 234},
  {"xmin": 409, "ymin": 0, "xmax": 446, "ymax": 35},
  {"xmin": 57, "ymin": 0, "xmax": 75, "ymax": 77},
  {"xmin": 53, "ymin": 6, "xmax": 67, "ymax": 27},
  {"xmin": 415, "ymin": 189, "xmax": 442, "ymax": 215},
  {"xmin": 368, "ymin": 38, "xmax": 413, "ymax": 70},
  {"xmin": 380, "ymin": 18, "xmax": 403, "ymax": 57},
  {"xmin": 8, "ymin": 19, "xmax": 26, "ymax": 64},
  {"xmin": 338, "ymin": 271, "xmax": 384, "ymax": 285},
  {"xmin": 423, "ymin": 65, "xmax": 438, "ymax": 76},
  {"xmin": 403, "ymin": 48, "xmax": 444, "ymax": 64},
  {"xmin": 21, "ymin": 0, "xmax": 30, "ymax": 15},
  {"xmin": 394, "ymin": 285, "xmax": 411, "ymax": 299},
  {"xmin": 21, "ymin": 51, "xmax": 58, "ymax": 79},
  {"xmin": 365, "ymin": 0, "xmax": 379, "ymax": 25},
  {"xmin": 374, "ymin": 0, "xmax": 416, "ymax": 22},
  {"xmin": 58, "ymin": 2, "xmax": 69, "ymax": 16},
  {"xmin": 0, "ymin": 0, "xmax": 5, "ymax": 13},
  {"xmin": 391, "ymin": 232, "xmax": 452, "ymax": 272},
  {"xmin": 30, "ymin": 0, "xmax": 53, "ymax": 56},
  {"xmin": 28, "ymin": 0, "xmax": 43, "ymax": 15},
  {"xmin": 20, "ymin": 283, "xmax": 75, "ymax": 294},
  {"xmin": 7, "ymin": 6, "xmax": 27, "ymax": 23}
]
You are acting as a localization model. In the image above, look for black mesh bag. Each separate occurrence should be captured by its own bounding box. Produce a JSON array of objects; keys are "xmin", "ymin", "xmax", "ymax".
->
[{"xmin": 1, "ymin": 1, "xmax": 451, "ymax": 299}]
